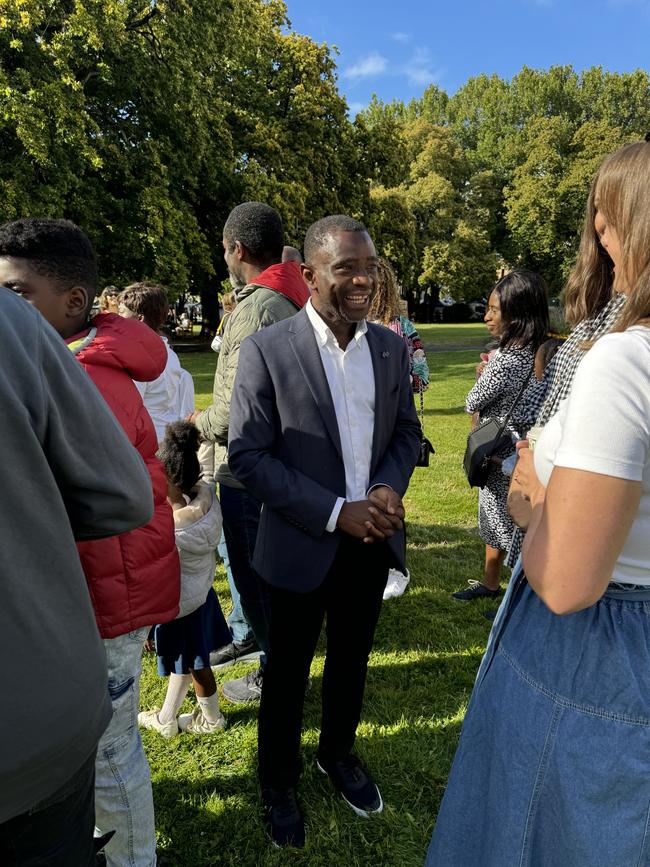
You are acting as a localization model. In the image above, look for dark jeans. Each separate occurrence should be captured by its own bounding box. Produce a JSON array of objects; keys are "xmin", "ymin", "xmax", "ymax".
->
[
  {"xmin": 220, "ymin": 483, "xmax": 270, "ymax": 660},
  {"xmin": 258, "ymin": 536, "xmax": 390, "ymax": 789},
  {"xmin": 0, "ymin": 751, "xmax": 97, "ymax": 866}
]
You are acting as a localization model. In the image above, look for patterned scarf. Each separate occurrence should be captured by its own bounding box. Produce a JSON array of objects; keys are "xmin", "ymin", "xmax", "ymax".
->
[{"xmin": 506, "ymin": 292, "xmax": 627, "ymax": 567}]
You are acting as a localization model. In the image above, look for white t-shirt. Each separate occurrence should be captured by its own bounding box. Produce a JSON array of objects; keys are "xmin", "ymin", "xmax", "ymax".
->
[
  {"xmin": 135, "ymin": 337, "xmax": 194, "ymax": 443},
  {"xmin": 534, "ymin": 326, "xmax": 650, "ymax": 586}
]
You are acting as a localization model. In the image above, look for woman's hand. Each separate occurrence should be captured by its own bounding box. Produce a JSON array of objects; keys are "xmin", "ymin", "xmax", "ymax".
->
[{"xmin": 513, "ymin": 441, "xmax": 545, "ymax": 508}]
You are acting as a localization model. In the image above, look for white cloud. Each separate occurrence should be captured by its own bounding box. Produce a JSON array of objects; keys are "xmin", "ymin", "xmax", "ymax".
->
[
  {"xmin": 392, "ymin": 31, "xmax": 410, "ymax": 43},
  {"xmin": 402, "ymin": 47, "xmax": 441, "ymax": 86},
  {"xmin": 343, "ymin": 52, "xmax": 388, "ymax": 80}
]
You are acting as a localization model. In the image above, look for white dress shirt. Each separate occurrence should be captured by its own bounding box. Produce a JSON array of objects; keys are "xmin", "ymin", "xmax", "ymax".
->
[{"xmin": 304, "ymin": 300, "xmax": 376, "ymax": 531}]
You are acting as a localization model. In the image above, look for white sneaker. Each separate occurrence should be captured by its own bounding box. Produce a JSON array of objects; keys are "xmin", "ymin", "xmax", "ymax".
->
[
  {"xmin": 382, "ymin": 568, "xmax": 411, "ymax": 600},
  {"xmin": 137, "ymin": 708, "xmax": 179, "ymax": 739},
  {"xmin": 178, "ymin": 705, "xmax": 226, "ymax": 734}
]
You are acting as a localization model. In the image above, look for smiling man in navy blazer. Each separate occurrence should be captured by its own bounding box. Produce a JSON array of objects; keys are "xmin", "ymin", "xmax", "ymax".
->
[{"xmin": 228, "ymin": 214, "xmax": 421, "ymax": 848}]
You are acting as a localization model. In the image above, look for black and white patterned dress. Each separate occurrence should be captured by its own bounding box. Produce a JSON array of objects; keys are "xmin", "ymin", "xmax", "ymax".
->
[{"xmin": 466, "ymin": 346, "xmax": 535, "ymax": 550}]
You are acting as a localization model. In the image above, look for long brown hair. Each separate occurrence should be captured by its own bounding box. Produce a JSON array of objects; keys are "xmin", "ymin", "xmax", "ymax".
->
[
  {"xmin": 563, "ymin": 181, "xmax": 615, "ymax": 328},
  {"xmin": 594, "ymin": 141, "xmax": 650, "ymax": 331},
  {"xmin": 565, "ymin": 140, "xmax": 650, "ymax": 331},
  {"xmin": 368, "ymin": 258, "xmax": 402, "ymax": 324}
]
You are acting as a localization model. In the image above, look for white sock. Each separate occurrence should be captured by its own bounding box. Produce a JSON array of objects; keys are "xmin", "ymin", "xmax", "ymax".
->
[
  {"xmin": 197, "ymin": 691, "xmax": 222, "ymax": 724},
  {"xmin": 158, "ymin": 674, "xmax": 192, "ymax": 724}
]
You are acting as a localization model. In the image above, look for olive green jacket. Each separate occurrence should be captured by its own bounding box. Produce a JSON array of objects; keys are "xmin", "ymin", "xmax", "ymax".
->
[{"xmin": 196, "ymin": 281, "xmax": 299, "ymax": 487}]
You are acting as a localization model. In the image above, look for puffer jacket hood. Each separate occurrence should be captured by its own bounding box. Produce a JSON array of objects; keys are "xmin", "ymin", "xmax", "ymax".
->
[
  {"xmin": 254, "ymin": 262, "xmax": 310, "ymax": 309},
  {"xmin": 173, "ymin": 483, "xmax": 222, "ymax": 618},
  {"xmin": 68, "ymin": 314, "xmax": 180, "ymax": 638},
  {"xmin": 85, "ymin": 312, "xmax": 165, "ymax": 382}
]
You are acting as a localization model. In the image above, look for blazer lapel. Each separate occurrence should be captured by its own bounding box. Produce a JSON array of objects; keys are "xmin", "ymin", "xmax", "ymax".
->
[{"xmin": 289, "ymin": 311, "xmax": 343, "ymax": 458}]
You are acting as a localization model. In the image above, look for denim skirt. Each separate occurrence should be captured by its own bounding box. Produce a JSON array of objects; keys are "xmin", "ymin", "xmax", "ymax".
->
[{"xmin": 426, "ymin": 571, "xmax": 650, "ymax": 867}]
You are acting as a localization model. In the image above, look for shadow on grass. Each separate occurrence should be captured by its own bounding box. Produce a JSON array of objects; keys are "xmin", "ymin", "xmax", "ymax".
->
[
  {"xmin": 147, "ymin": 522, "xmax": 496, "ymax": 867},
  {"xmin": 151, "ymin": 715, "xmax": 461, "ymax": 867},
  {"xmin": 423, "ymin": 404, "xmax": 468, "ymax": 417}
]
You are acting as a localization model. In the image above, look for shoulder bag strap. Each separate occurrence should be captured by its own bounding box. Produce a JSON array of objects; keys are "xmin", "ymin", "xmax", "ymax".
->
[{"xmin": 496, "ymin": 364, "xmax": 535, "ymax": 438}]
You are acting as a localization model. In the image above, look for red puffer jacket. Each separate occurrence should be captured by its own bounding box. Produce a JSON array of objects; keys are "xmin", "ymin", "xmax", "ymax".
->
[{"xmin": 69, "ymin": 313, "xmax": 180, "ymax": 638}]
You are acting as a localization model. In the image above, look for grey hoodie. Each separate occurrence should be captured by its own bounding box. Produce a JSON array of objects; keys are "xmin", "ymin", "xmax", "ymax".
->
[{"xmin": 0, "ymin": 288, "xmax": 153, "ymax": 822}]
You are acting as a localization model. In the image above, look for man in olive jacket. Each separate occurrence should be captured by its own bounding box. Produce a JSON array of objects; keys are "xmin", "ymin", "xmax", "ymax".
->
[{"xmin": 194, "ymin": 201, "xmax": 307, "ymax": 703}]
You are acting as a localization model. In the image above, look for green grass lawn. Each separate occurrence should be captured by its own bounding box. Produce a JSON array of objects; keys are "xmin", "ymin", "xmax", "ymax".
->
[
  {"xmin": 142, "ymin": 325, "xmax": 494, "ymax": 866},
  {"xmin": 417, "ymin": 322, "xmax": 487, "ymax": 349}
]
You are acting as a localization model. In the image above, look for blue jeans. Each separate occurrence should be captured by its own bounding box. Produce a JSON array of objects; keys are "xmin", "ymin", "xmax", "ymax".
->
[
  {"xmin": 217, "ymin": 530, "xmax": 253, "ymax": 645},
  {"xmin": 95, "ymin": 628, "xmax": 156, "ymax": 867},
  {"xmin": 219, "ymin": 484, "xmax": 270, "ymax": 661},
  {"xmin": 0, "ymin": 751, "xmax": 97, "ymax": 866}
]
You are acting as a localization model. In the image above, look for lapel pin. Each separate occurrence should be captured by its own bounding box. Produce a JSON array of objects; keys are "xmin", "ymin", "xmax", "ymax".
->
[{"xmin": 382, "ymin": 350, "xmax": 391, "ymax": 358}]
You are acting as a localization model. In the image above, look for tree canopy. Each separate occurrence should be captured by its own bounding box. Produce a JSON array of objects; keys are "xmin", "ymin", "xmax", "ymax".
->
[{"xmin": 1, "ymin": 3, "xmax": 649, "ymax": 303}]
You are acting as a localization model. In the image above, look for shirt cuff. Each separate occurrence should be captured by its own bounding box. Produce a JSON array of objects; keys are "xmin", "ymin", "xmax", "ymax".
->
[{"xmin": 326, "ymin": 497, "xmax": 345, "ymax": 533}]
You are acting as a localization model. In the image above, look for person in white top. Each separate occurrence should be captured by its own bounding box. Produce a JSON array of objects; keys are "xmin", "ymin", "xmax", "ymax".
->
[
  {"xmin": 426, "ymin": 140, "xmax": 650, "ymax": 866},
  {"xmin": 118, "ymin": 282, "xmax": 196, "ymax": 441}
]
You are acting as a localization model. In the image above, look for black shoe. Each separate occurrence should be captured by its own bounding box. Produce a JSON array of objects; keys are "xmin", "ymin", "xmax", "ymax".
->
[
  {"xmin": 209, "ymin": 637, "xmax": 262, "ymax": 669},
  {"xmin": 482, "ymin": 608, "xmax": 498, "ymax": 621},
  {"xmin": 452, "ymin": 580, "xmax": 503, "ymax": 601},
  {"xmin": 221, "ymin": 668, "xmax": 263, "ymax": 704},
  {"xmin": 262, "ymin": 787, "xmax": 305, "ymax": 848},
  {"xmin": 317, "ymin": 755, "xmax": 383, "ymax": 817}
]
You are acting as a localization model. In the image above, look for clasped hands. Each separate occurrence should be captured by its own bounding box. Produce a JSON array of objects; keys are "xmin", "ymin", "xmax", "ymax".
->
[{"xmin": 336, "ymin": 485, "xmax": 405, "ymax": 544}]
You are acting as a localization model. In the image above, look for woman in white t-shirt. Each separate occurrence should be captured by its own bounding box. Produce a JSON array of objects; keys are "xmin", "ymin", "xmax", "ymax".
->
[{"xmin": 426, "ymin": 140, "xmax": 650, "ymax": 866}]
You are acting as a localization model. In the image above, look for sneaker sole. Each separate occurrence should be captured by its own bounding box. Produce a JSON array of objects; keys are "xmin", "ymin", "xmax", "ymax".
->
[
  {"xmin": 137, "ymin": 719, "xmax": 179, "ymax": 739},
  {"xmin": 220, "ymin": 689, "xmax": 261, "ymax": 705},
  {"xmin": 316, "ymin": 761, "xmax": 383, "ymax": 818},
  {"xmin": 211, "ymin": 649, "xmax": 263, "ymax": 670}
]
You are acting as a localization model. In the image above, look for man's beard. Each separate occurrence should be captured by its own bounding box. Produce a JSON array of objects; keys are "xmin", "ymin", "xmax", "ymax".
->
[
  {"xmin": 229, "ymin": 272, "xmax": 246, "ymax": 294},
  {"xmin": 322, "ymin": 297, "xmax": 356, "ymax": 324}
]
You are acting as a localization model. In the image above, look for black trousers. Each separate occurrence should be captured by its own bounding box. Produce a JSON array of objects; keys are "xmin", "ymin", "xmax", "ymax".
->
[
  {"xmin": 0, "ymin": 751, "xmax": 98, "ymax": 866},
  {"xmin": 258, "ymin": 536, "xmax": 391, "ymax": 790}
]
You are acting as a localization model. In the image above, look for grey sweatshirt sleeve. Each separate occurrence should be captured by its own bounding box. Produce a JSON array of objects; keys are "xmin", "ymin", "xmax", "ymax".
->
[{"xmin": 38, "ymin": 318, "xmax": 154, "ymax": 540}]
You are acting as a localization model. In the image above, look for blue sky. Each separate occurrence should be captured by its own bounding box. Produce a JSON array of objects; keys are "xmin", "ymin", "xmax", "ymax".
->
[{"xmin": 284, "ymin": 0, "xmax": 650, "ymax": 114}]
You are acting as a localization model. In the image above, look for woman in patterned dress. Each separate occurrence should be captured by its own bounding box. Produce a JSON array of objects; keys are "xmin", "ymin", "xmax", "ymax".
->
[{"xmin": 453, "ymin": 270, "xmax": 549, "ymax": 601}]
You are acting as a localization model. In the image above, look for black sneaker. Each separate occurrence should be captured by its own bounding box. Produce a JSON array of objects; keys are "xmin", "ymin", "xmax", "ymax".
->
[
  {"xmin": 482, "ymin": 609, "xmax": 498, "ymax": 621},
  {"xmin": 262, "ymin": 787, "xmax": 305, "ymax": 848},
  {"xmin": 209, "ymin": 637, "xmax": 262, "ymax": 669},
  {"xmin": 317, "ymin": 755, "xmax": 383, "ymax": 817},
  {"xmin": 452, "ymin": 580, "xmax": 503, "ymax": 601},
  {"xmin": 221, "ymin": 668, "xmax": 263, "ymax": 704}
]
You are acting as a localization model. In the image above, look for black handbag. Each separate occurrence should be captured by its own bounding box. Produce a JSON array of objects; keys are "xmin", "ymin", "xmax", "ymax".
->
[
  {"xmin": 416, "ymin": 386, "xmax": 435, "ymax": 467},
  {"xmin": 463, "ymin": 368, "xmax": 532, "ymax": 488}
]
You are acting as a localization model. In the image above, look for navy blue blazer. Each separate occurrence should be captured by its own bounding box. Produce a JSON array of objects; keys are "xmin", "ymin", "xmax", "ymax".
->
[{"xmin": 227, "ymin": 307, "xmax": 422, "ymax": 592}]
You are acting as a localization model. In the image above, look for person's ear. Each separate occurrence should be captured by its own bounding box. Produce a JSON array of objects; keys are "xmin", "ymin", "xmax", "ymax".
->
[
  {"xmin": 301, "ymin": 262, "xmax": 318, "ymax": 292},
  {"xmin": 66, "ymin": 286, "xmax": 89, "ymax": 319},
  {"xmin": 234, "ymin": 240, "xmax": 245, "ymax": 262}
]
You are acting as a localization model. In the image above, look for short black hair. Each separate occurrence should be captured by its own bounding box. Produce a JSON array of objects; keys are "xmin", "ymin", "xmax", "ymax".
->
[
  {"xmin": 303, "ymin": 215, "xmax": 368, "ymax": 264},
  {"xmin": 120, "ymin": 282, "xmax": 169, "ymax": 331},
  {"xmin": 494, "ymin": 269, "xmax": 550, "ymax": 352},
  {"xmin": 157, "ymin": 421, "xmax": 201, "ymax": 495},
  {"xmin": 0, "ymin": 218, "xmax": 98, "ymax": 303},
  {"xmin": 223, "ymin": 202, "xmax": 284, "ymax": 266}
]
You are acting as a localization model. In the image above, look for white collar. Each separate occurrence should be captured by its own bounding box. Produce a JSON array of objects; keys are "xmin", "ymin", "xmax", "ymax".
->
[{"xmin": 305, "ymin": 299, "xmax": 368, "ymax": 348}]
